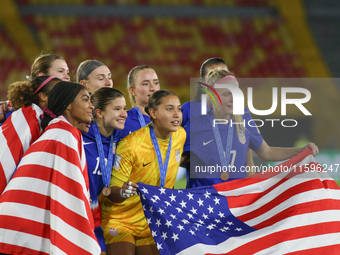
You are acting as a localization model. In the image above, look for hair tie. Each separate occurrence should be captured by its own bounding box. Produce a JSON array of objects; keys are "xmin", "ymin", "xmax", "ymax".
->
[
  {"xmin": 214, "ymin": 75, "xmax": 236, "ymax": 87},
  {"xmin": 40, "ymin": 107, "xmax": 57, "ymax": 120},
  {"xmin": 34, "ymin": 76, "xmax": 56, "ymax": 94},
  {"xmin": 222, "ymin": 75, "xmax": 236, "ymax": 79}
]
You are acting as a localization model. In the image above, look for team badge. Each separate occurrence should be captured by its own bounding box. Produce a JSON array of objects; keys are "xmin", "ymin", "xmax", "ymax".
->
[
  {"xmin": 113, "ymin": 154, "xmax": 122, "ymax": 170},
  {"xmin": 109, "ymin": 228, "xmax": 118, "ymax": 237},
  {"xmin": 175, "ymin": 150, "xmax": 181, "ymax": 163},
  {"xmin": 238, "ymin": 130, "xmax": 246, "ymax": 144}
]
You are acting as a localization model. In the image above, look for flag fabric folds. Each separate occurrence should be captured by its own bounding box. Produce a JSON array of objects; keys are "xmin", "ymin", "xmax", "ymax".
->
[
  {"xmin": 138, "ymin": 149, "xmax": 340, "ymax": 255},
  {"xmin": 0, "ymin": 117, "xmax": 100, "ymax": 255},
  {"xmin": 0, "ymin": 104, "xmax": 42, "ymax": 195}
]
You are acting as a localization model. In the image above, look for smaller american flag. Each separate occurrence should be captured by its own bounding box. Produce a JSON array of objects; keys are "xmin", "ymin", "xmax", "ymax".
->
[{"xmin": 139, "ymin": 149, "xmax": 340, "ymax": 255}]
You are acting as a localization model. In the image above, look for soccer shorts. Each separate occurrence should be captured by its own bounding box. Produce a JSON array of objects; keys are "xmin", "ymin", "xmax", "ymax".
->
[{"xmin": 103, "ymin": 226, "xmax": 155, "ymax": 246}]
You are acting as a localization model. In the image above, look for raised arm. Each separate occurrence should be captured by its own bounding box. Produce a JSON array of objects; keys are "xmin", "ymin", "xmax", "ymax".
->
[{"xmin": 254, "ymin": 140, "xmax": 319, "ymax": 162}]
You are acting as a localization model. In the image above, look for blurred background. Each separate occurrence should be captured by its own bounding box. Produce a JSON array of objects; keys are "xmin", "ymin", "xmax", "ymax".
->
[{"xmin": 0, "ymin": 0, "xmax": 339, "ymax": 187}]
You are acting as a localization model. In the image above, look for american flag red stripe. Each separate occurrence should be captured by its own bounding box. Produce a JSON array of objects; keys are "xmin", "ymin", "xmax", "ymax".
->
[
  {"xmin": 0, "ymin": 104, "xmax": 42, "ymax": 195},
  {"xmin": 0, "ymin": 117, "xmax": 100, "ymax": 255},
  {"xmin": 235, "ymin": 179, "xmax": 335, "ymax": 222},
  {"xmin": 209, "ymin": 221, "xmax": 340, "ymax": 255},
  {"xmin": 287, "ymin": 244, "xmax": 340, "ymax": 255}
]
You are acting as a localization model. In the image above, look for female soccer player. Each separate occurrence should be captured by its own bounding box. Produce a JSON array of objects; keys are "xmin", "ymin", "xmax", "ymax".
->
[
  {"xmin": 83, "ymin": 87, "xmax": 127, "ymax": 254},
  {"xmin": 0, "ymin": 81, "xmax": 100, "ymax": 255},
  {"xmin": 0, "ymin": 52, "xmax": 70, "ymax": 124},
  {"xmin": 0, "ymin": 76, "xmax": 60, "ymax": 195},
  {"xmin": 76, "ymin": 60, "xmax": 113, "ymax": 94},
  {"xmin": 183, "ymin": 69, "xmax": 318, "ymax": 188},
  {"xmin": 101, "ymin": 90, "xmax": 186, "ymax": 255},
  {"xmin": 121, "ymin": 65, "xmax": 160, "ymax": 138}
]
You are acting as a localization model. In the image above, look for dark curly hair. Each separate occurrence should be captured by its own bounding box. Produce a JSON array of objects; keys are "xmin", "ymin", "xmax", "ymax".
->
[{"xmin": 8, "ymin": 76, "xmax": 61, "ymax": 110}]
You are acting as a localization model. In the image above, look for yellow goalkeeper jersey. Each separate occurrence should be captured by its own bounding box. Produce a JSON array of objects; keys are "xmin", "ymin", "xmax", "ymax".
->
[{"xmin": 101, "ymin": 125, "xmax": 186, "ymax": 237}]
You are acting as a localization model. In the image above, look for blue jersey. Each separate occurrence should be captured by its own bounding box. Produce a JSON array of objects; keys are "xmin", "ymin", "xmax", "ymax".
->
[
  {"xmin": 184, "ymin": 109, "xmax": 263, "ymax": 188},
  {"xmin": 181, "ymin": 101, "xmax": 210, "ymax": 185},
  {"xmin": 120, "ymin": 107, "xmax": 150, "ymax": 139},
  {"xmin": 181, "ymin": 101, "xmax": 210, "ymax": 128},
  {"xmin": 0, "ymin": 110, "xmax": 13, "ymax": 126},
  {"xmin": 82, "ymin": 123, "xmax": 123, "ymax": 251}
]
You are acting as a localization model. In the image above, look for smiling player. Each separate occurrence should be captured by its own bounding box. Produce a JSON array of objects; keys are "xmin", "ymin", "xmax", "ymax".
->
[
  {"xmin": 101, "ymin": 90, "xmax": 186, "ymax": 255},
  {"xmin": 82, "ymin": 87, "xmax": 127, "ymax": 254}
]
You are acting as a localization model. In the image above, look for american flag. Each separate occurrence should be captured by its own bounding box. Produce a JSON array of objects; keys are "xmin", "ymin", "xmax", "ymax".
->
[
  {"xmin": 0, "ymin": 117, "xmax": 100, "ymax": 255},
  {"xmin": 139, "ymin": 149, "xmax": 340, "ymax": 255},
  {"xmin": 0, "ymin": 104, "xmax": 42, "ymax": 195}
]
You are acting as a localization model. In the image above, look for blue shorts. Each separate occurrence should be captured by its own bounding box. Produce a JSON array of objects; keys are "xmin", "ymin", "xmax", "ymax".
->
[{"xmin": 95, "ymin": 226, "xmax": 106, "ymax": 251}]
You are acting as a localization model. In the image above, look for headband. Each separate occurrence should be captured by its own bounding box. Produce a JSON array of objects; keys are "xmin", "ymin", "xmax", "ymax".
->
[
  {"xmin": 78, "ymin": 60, "xmax": 105, "ymax": 81},
  {"xmin": 34, "ymin": 76, "xmax": 56, "ymax": 94},
  {"xmin": 215, "ymin": 75, "xmax": 236, "ymax": 85}
]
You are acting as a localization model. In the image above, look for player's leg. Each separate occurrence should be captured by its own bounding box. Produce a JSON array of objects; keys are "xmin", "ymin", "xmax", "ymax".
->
[
  {"xmin": 107, "ymin": 242, "xmax": 135, "ymax": 255},
  {"xmin": 136, "ymin": 244, "xmax": 160, "ymax": 255},
  {"xmin": 135, "ymin": 234, "xmax": 160, "ymax": 255}
]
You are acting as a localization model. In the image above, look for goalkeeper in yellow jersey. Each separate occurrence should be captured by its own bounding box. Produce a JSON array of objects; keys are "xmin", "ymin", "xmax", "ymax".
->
[{"xmin": 101, "ymin": 90, "xmax": 186, "ymax": 255}]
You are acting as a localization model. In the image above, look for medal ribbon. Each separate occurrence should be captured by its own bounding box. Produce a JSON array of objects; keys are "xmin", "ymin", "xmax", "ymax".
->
[
  {"xmin": 135, "ymin": 106, "xmax": 147, "ymax": 128},
  {"xmin": 93, "ymin": 123, "xmax": 115, "ymax": 187},
  {"xmin": 149, "ymin": 125, "xmax": 172, "ymax": 187},
  {"xmin": 211, "ymin": 112, "xmax": 233, "ymax": 168}
]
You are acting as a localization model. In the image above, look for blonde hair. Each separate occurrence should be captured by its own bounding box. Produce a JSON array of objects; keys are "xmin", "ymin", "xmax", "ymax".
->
[
  {"xmin": 127, "ymin": 65, "xmax": 153, "ymax": 107},
  {"xmin": 205, "ymin": 69, "xmax": 245, "ymax": 134}
]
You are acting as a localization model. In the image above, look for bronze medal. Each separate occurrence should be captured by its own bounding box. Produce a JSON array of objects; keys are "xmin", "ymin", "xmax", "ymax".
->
[
  {"xmin": 102, "ymin": 186, "xmax": 111, "ymax": 196},
  {"xmin": 220, "ymin": 172, "xmax": 229, "ymax": 181}
]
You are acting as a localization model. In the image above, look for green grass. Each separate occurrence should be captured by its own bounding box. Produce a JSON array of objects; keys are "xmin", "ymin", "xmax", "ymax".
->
[
  {"xmin": 336, "ymin": 179, "xmax": 340, "ymax": 187},
  {"xmin": 174, "ymin": 177, "xmax": 187, "ymax": 189}
]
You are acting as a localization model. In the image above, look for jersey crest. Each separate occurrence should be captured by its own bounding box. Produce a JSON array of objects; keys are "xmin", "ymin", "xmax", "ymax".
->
[
  {"xmin": 114, "ymin": 154, "xmax": 122, "ymax": 170},
  {"xmin": 238, "ymin": 129, "xmax": 246, "ymax": 144},
  {"xmin": 175, "ymin": 149, "xmax": 181, "ymax": 163}
]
